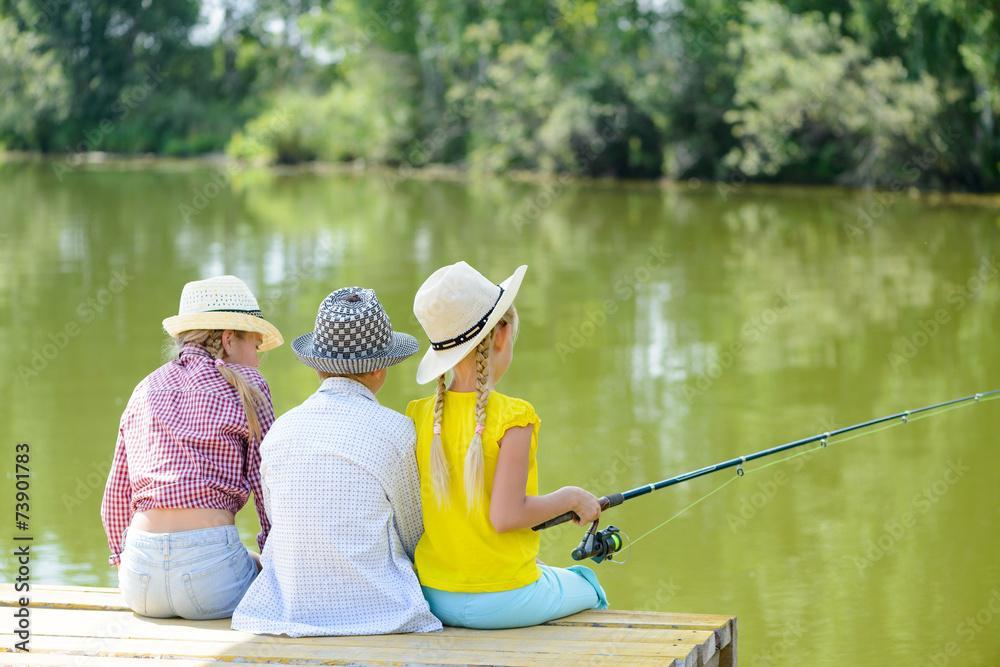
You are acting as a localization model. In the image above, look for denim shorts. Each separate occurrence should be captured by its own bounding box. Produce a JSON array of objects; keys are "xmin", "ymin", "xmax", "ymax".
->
[
  {"xmin": 118, "ymin": 525, "xmax": 257, "ymax": 620},
  {"xmin": 421, "ymin": 564, "xmax": 609, "ymax": 629}
]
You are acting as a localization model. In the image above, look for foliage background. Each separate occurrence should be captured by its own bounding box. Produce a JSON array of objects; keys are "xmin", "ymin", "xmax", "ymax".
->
[{"xmin": 0, "ymin": 0, "xmax": 997, "ymax": 190}]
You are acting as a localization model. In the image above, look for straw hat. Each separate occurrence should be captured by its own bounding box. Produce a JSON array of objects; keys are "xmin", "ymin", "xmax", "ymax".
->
[
  {"xmin": 162, "ymin": 275, "xmax": 283, "ymax": 351},
  {"xmin": 413, "ymin": 262, "xmax": 527, "ymax": 385},
  {"xmin": 292, "ymin": 287, "xmax": 420, "ymax": 374}
]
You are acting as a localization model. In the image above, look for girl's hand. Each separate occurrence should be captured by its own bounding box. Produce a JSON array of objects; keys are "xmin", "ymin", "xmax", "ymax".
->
[{"xmin": 565, "ymin": 486, "xmax": 602, "ymax": 526}]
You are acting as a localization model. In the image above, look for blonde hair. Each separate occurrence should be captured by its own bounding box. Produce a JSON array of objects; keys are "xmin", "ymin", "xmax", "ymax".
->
[
  {"xmin": 173, "ymin": 329, "xmax": 267, "ymax": 443},
  {"xmin": 429, "ymin": 305, "xmax": 519, "ymax": 512}
]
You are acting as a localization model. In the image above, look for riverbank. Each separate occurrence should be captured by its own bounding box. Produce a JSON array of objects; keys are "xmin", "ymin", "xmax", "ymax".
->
[{"xmin": 4, "ymin": 150, "xmax": 1000, "ymax": 208}]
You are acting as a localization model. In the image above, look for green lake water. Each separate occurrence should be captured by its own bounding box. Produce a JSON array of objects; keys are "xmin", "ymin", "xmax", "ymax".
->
[{"xmin": 2, "ymin": 161, "xmax": 999, "ymax": 665}]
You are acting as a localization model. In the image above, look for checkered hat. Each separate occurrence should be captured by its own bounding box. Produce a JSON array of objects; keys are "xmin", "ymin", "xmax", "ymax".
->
[{"xmin": 292, "ymin": 287, "xmax": 419, "ymax": 374}]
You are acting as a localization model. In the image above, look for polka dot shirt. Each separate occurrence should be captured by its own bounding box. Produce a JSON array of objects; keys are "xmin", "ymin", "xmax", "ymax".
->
[{"xmin": 232, "ymin": 377, "xmax": 442, "ymax": 636}]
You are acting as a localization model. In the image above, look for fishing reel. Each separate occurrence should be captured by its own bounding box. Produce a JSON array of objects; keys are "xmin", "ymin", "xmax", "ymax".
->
[{"xmin": 571, "ymin": 523, "xmax": 625, "ymax": 563}]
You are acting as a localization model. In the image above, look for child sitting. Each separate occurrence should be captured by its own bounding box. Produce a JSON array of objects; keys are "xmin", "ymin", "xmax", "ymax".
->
[
  {"xmin": 101, "ymin": 275, "xmax": 282, "ymax": 619},
  {"xmin": 232, "ymin": 287, "xmax": 442, "ymax": 636},
  {"xmin": 407, "ymin": 261, "xmax": 609, "ymax": 629}
]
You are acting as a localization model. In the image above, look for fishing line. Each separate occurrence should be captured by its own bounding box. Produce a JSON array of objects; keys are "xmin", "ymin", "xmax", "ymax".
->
[
  {"xmin": 627, "ymin": 391, "xmax": 1000, "ymax": 546},
  {"xmin": 546, "ymin": 390, "xmax": 1000, "ymax": 562},
  {"xmin": 629, "ymin": 476, "xmax": 741, "ymax": 546}
]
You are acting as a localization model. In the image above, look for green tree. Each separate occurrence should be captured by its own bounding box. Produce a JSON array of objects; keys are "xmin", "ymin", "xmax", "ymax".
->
[
  {"xmin": 847, "ymin": 0, "xmax": 1000, "ymax": 189},
  {"xmin": 723, "ymin": 0, "xmax": 940, "ymax": 186},
  {"xmin": 0, "ymin": 17, "xmax": 69, "ymax": 148},
  {"xmin": 1, "ymin": 0, "xmax": 202, "ymax": 149},
  {"xmin": 1, "ymin": 0, "xmax": 997, "ymax": 190},
  {"xmin": 657, "ymin": 0, "xmax": 742, "ymax": 181}
]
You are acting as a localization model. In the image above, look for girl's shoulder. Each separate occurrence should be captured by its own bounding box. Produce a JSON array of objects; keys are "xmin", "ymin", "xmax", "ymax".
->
[
  {"xmin": 488, "ymin": 391, "xmax": 540, "ymax": 430},
  {"xmin": 406, "ymin": 395, "xmax": 435, "ymax": 420},
  {"xmin": 229, "ymin": 363, "xmax": 270, "ymax": 392}
]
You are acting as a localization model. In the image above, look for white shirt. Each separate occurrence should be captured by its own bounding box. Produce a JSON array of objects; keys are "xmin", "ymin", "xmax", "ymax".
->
[{"xmin": 232, "ymin": 377, "xmax": 442, "ymax": 636}]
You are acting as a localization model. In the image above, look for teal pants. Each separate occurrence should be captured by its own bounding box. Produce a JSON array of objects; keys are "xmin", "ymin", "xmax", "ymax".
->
[{"xmin": 421, "ymin": 564, "xmax": 608, "ymax": 629}]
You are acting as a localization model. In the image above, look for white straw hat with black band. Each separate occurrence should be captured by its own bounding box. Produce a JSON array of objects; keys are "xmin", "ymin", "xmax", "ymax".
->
[
  {"xmin": 162, "ymin": 275, "xmax": 283, "ymax": 351},
  {"xmin": 413, "ymin": 262, "xmax": 527, "ymax": 385},
  {"xmin": 292, "ymin": 287, "xmax": 420, "ymax": 374}
]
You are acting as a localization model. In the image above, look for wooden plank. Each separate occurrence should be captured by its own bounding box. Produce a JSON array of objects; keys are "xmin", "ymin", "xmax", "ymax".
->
[
  {"xmin": 476, "ymin": 624, "xmax": 707, "ymax": 644},
  {"xmin": 0, "ymin": 654, "xmax": 287, "ymax": 667},
  {"xmin": 0, "ymin": 653, "xmax": 451, "ymax": 667},
  {"xmin": 10, "ymin": 608, "xmax": 700, "ymax": 660},
  {"xmin": 0, "ymin": 584, "xmax": 128, "ymax": 611},
  {"xmin": 3, "ymin": 635, "xmax": 679, "ymax": 667},
  {"xmin": 718, "ymin": 617, "xmax": 738, "ymax": 667},
  {"xmin": 21, "ymin": 606, "xmax": 713, "ymax": 648},
  {"xmin": 547, "ymin": 609, "xmax": 735, "ymax": 631},
  {"xmin": 0, "ymin": 586, "xmax": 737, "ymax": 633},
  {"xmin": 0, "ymin": 585, "xmax": 737, "ymax": 667},
  {"xmin": 684, "ymin": 632, "xmax": 718, "ymax": 667}
]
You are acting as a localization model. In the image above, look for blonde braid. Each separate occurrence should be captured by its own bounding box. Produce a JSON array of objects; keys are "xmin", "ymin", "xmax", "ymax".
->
[
  {"xmin": 428, "ymin": 374, "xmax": 451, "ymax": 506},
  {"xmin": 174, "ymin": 330, "xmax": 267, "ymax": 443},
  {"xmin": 202, "ymin": 330, "xmax": 224, "ymax": 359},
  {"xmin": 463, "ymin": 329, "xmax": 492, "ymax": 513}
]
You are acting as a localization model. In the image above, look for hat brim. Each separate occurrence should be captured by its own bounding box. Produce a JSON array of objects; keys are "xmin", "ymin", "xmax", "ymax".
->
[
  {"xmin": 162, "ymin": 313, "xmax": 284, "ymax": 351},
  {"xmin": 292, "ymin": 330, "xmax": 420, "ymax": 374},
  {"xmin": 415, "ymin": 265, "xmax": 526, "ymax": 385}
]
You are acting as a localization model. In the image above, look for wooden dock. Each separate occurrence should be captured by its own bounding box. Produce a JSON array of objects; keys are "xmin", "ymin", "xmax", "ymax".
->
[{"xmin": 2, "ymin": 585, "xmax": 736, "ymax": 666}]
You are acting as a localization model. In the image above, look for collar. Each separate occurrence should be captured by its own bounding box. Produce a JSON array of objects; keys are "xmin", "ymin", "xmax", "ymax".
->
[
  {"xmin": 179, "ymin": 342, "xmax": 213, "ymax": 360},
  {"xmin": 318, "ymin": 377, "xmax": 378, "ymax": 403}
]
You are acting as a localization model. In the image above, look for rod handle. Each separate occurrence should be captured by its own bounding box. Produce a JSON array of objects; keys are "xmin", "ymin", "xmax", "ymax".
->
[{"xmin": 531, "ymin": 493, "xmax": 624, "ymax": 531}]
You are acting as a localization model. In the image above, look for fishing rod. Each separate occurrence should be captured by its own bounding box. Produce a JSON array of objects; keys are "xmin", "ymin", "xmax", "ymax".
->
[{"xmin": 533, "ymin": 389, "xmax": 1000, "ymax": 563}]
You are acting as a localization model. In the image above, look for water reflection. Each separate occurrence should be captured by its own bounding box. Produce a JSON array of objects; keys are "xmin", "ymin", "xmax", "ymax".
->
[{"xmin": 1, "ymin": 162, "xmax": 998, "ymax": 665}]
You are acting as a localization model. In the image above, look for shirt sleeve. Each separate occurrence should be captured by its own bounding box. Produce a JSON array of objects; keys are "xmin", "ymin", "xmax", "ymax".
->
[
  {"xmin": 248, "ymin": 380, "xmax": 276, "ymax": 553},
  {"xmin": 388, "ymin": 417, "xmax": 424, "ymax": 561},
  {"xmin": 501, "ymin": 398, "xmax": 541, "ymax": 433},
  {"xmin": 100, "ymin": 423, "xmax": 133, "ymax": 567}
]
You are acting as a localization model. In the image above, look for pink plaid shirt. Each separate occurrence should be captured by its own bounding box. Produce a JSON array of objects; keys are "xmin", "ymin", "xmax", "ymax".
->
[{"xmin": 101, "ymin": 343, "xmax": 274, "ymax": 566}]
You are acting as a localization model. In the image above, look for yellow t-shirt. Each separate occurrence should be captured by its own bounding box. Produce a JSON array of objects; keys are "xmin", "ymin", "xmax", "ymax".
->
[{"xmin": 406, "ymin": 390, "xmax": 541, "ymax": 593}]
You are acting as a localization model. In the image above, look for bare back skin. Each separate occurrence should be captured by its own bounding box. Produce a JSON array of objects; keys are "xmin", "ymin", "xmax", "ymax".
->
[
  {"xmin": 131, "ymin": 507, "xmax": 236, "ymax": 533},
  {"xmin": 130, "ymin": 508, "xmax": 261, "ymax": 570}
]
